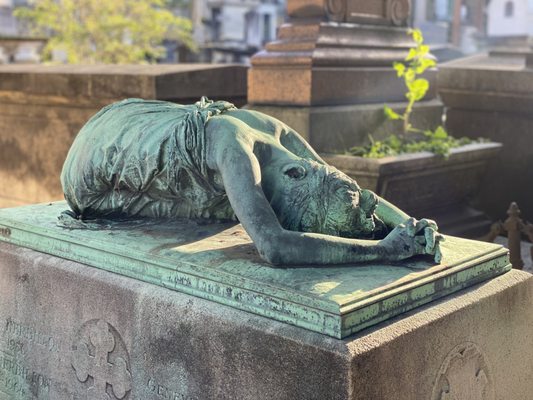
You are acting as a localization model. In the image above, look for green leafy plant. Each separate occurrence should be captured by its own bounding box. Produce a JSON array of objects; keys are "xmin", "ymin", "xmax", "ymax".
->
[{"xmin": 350, "ymin": 29, "xmax": 482, "ymax": 158}]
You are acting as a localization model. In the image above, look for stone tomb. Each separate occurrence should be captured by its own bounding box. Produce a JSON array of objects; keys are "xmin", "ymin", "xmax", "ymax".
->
[
  {"xmin": 0, "ymin": 64, "xmax": 247, "ymax": 208},
  {"xmin": 439, "ymin": 52, "xmax": 533, "ymax": 222},
  {"xmin": 1, "ymin": 203, "xmax": 532, "ymax": 399}
]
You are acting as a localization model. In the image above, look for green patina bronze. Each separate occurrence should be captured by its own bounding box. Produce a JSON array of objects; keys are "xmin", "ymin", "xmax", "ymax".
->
[
  {"xmin": 0, "ymin": 203, "xmax": 510, "ymax": 338},
  {"xmin": 60, "ymin": 97, "xmax": 443, "ymax": 265},
  {"xmin": 0, "ymin": 97, "xmax": 510, "ymax": 338}
]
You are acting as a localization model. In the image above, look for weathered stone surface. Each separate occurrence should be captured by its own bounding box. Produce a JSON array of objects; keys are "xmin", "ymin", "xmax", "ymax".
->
[
  {"xmin": 249, "ymin": 99, "xmax": 443, "ymax": 151},
  {"xmin": 439, "ymin": 54, "xmax": 533, "ymax": 113},
  {"xmin": 0, "ymin": 64, "xmax": 248, "ymax": 104},
  {"xmin": 0, "ymin": 241, "xmax": 532, "ymax": 400},
  {"xmin": 446, "ymin": 108, "xmax": 533, "ymax": 221},
  {"xmin": 287, "ymin": 0, "xmax": 411, "ymax": 26},
  {"xmin": 323, "ymin": 143, "xmax": 501, "ymax": 211},
  {"xmin": 249, "ymin": 65, "xmax": 435, "ymax": 106},
  {"xmin": 439, "ymin": 53, "xmax": 533, "ymax": 221},
  {"xmin": 287, "ymin": 0, "xmax": 324, "ymax": 18},
  {"xmin": 0, "ymin": 64, "xmax": 248, "ymax": 208},
  {"xmin": 323, "ymin": 142, "xmax": 502, "ymax": 236}
]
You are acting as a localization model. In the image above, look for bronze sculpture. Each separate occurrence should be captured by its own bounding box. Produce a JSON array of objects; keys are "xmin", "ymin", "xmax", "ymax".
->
[{"xmin": 61, "ymin": 98, "xmax": 442, "ymax": 265}]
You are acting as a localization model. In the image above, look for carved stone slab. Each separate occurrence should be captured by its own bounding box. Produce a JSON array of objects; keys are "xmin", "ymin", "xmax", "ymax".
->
[
  {"xmin": 288, "ymin": 0, "xmax": 411, "ymax": 26},
  {"xmin": 325, "ymin": 0, "xmax": 411, "ymax": 26},
  {"xmin": 1, "ymin": 242, "xmax": 532, "ymax": 399},
  {"xmin": 0, "ymin": 202, "xmax": 510, "ymax": 339}
]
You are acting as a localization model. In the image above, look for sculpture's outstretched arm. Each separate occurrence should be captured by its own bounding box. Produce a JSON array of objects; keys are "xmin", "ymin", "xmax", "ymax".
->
[
  {"xmin": 375, "ymin": 196, "xmax": 410, "ymax": 226},
  {"xmin": 211, "ymin": 133, "xmax": 436, "ymax": 266}
]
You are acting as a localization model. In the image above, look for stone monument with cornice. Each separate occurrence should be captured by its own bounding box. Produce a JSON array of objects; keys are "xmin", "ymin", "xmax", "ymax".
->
[
  {"xmin": 247, "ymin": 0, "xmax": 443, "ymax": 154},
  {"xmin": 439, "ymin": 49, "xmax": 533, "ymax": 223}
]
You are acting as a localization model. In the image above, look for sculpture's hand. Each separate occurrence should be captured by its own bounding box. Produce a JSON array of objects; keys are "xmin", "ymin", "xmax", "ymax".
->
[
  {"xmin": 380, "ymin": 218, "xmax": 444, "ymax": 262},
  {"xmin": 411, "ymin": 218, "xmax": 444, "ymax": 263}
]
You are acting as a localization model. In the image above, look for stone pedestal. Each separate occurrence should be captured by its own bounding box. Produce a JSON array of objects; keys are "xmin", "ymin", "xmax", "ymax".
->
[
  {"xmin": 248, "ymin": 22, "xmax": 436, "ymax": 106},
  {"xmin": 247, "ymin": 0, "xmax": 441, "ymax": 149},
  {"xmin": 0, "ymin": 202, "xmax": 511, "ymax": 339},
  {"xmin": 1, "ymin": 220, "xmax": 533, "ymax": 399},
  {"xmin": 439, "ymin": 52, "xmax": 533, "ymax": 221},
  {"xmin": 0, "ymin": 64, "xmax": 247, "ymax": 208}
]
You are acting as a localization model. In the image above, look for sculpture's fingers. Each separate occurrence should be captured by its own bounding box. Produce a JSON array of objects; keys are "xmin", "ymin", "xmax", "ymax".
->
[
  {"xmin": 424, "ymin": 227, "xmax": 436, "ymax": 254},
  {"xmin": 433, "ymin": 234, "xmax": 445, "ymax": 263},
  {"xmin": 406, "ymin": 217, "xmax": 417, "ymax": 237},
  {"xmin": 416, "ymin": 218, "xmax": 438, "ymax": 234},
  {"xmin": 415, "ymin": 219, "xmax": 429, "ymax": 233},
  {"xmin": 414, "ymin": 237, "xmax": 427, "ymax": 256},
  {"xmin": 434, "ymin": 242, "xmax": 443, "ymax": 263},
  {"xmin": 415, "ymin": 235, "xmax": 426, "ymax": 245},
  {"xmin": 423, "ymin": 218, "xmax": 438, "ymax": 231}
]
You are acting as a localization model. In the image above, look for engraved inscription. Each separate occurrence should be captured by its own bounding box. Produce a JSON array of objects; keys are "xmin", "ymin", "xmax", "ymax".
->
[
  {"xmin": 71, "ymin": 319, "xmax": 132, "ymax": 400},
  {"xmin": 4, "ymin": 318, "xmax": 61, "ymax": 353},
  {"xmin": 432, "ymin": 342, "xmax": 494, "ymax": 400},
  {"xmin": 0, "ymin": 350, "xmax": 51, "ymax": 398},
  {"xmin": 1, "ymin": 318, "xmax": 56, "ymax": 398},
  {"xmin": 0, "ymin": 227, "xmax": 10, "ymax": 238},
  {"xmin": 147, "ymin": 377, "xmax": 196, "ymax": 400}
]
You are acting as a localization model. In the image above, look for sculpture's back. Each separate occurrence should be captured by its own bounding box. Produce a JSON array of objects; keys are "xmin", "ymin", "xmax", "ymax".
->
[
  {"xmin": 60, "ymin": 97, "xmax": 443, "ymax": 265},
  {"xmin": 61, "ymin": 98, "xmax": 236, "ymax": 221}
]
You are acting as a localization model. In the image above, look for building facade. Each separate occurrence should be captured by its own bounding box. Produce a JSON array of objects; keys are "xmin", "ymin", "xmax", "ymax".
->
[
  {"xmin": 413, "ymin": 0, "xmax": 533, "ymax": 54},
  {"xmin": 486, "ymin": 0, "xmax": 528, "ymax": 37},
  {"xmin": 191, "ymin": 0, "xmax": 285, "ymax": 64},
  {"xmin": 0, "ymin": 0, "xmax": 45, "ymax": 64}
]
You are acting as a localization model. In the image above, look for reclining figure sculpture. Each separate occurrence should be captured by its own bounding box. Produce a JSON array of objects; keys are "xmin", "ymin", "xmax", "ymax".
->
[{"xmin": 61, "ymin": 98, "xmax": 443, "ymax": 265}]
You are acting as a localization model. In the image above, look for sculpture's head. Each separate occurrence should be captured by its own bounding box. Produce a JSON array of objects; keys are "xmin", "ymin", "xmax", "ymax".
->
[{"xmin": 263, "ymin": 159, "xmax": 385, "ymax": 239}]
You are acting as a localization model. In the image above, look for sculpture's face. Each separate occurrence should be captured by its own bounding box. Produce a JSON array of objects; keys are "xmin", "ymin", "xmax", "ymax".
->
[{"xmin": 263, "ymin": 160, "xmax": 380, "ymax": 239}]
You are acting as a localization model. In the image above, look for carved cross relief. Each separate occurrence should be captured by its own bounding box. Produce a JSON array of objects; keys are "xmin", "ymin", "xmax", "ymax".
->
[
  {"xmin": 72, "ymin": 319, "xmax": 132, "ymax": 400},
  {"xmin": 432, "ymin": 342, "xmax": 494, "ymax": 400}
]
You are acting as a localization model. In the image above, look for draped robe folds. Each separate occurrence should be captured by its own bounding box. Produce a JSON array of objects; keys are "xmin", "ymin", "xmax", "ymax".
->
[{"xmin": 60, "ymin": 97, "xmax": 237, "ymax": 224}]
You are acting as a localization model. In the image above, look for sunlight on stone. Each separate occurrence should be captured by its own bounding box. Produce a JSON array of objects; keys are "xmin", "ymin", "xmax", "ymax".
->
[
  {"xmin": 311, "ymin": 281, "xmax": 341, "ymax": 295},
  {"xmin": 331, "ymin": 291, "xmax": 366, "ymax": 303},
  {"xmin": 172, "ymin": 226, "xmax": 249, "ymax": 254}
]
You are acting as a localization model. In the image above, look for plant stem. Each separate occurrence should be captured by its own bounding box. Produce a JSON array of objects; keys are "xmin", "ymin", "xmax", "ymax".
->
[{"xmin": 403, "ymin": 98, "xmax": 415, "ymax": 136}]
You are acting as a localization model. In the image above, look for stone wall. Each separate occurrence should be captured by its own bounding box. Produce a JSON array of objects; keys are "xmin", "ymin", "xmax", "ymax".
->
[
  {"xmin": 439, "ymin": 52, "xmax": 533, "ymax": 221},
  {"xmin": 0, "ymin": 64, "xmax": 248, "ymax": 208}
]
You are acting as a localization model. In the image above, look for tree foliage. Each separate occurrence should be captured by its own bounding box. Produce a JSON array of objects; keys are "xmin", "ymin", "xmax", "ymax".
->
[{"xmin": 14, "ymin": 0, "xmax": 196, "ymax": 64}]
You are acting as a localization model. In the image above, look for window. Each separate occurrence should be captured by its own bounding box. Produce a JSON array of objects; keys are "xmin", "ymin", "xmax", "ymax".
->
[
  {"xmin": 263, "ymin": 14, "xmax": 272, "ymax": 43},
  {"xmin": 211, "ymin": 7, "xmax": 221, "ymax": 41},
  {"xmin": 504, "ymin": 1, "xmax": 514, "ymax": 17}
]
